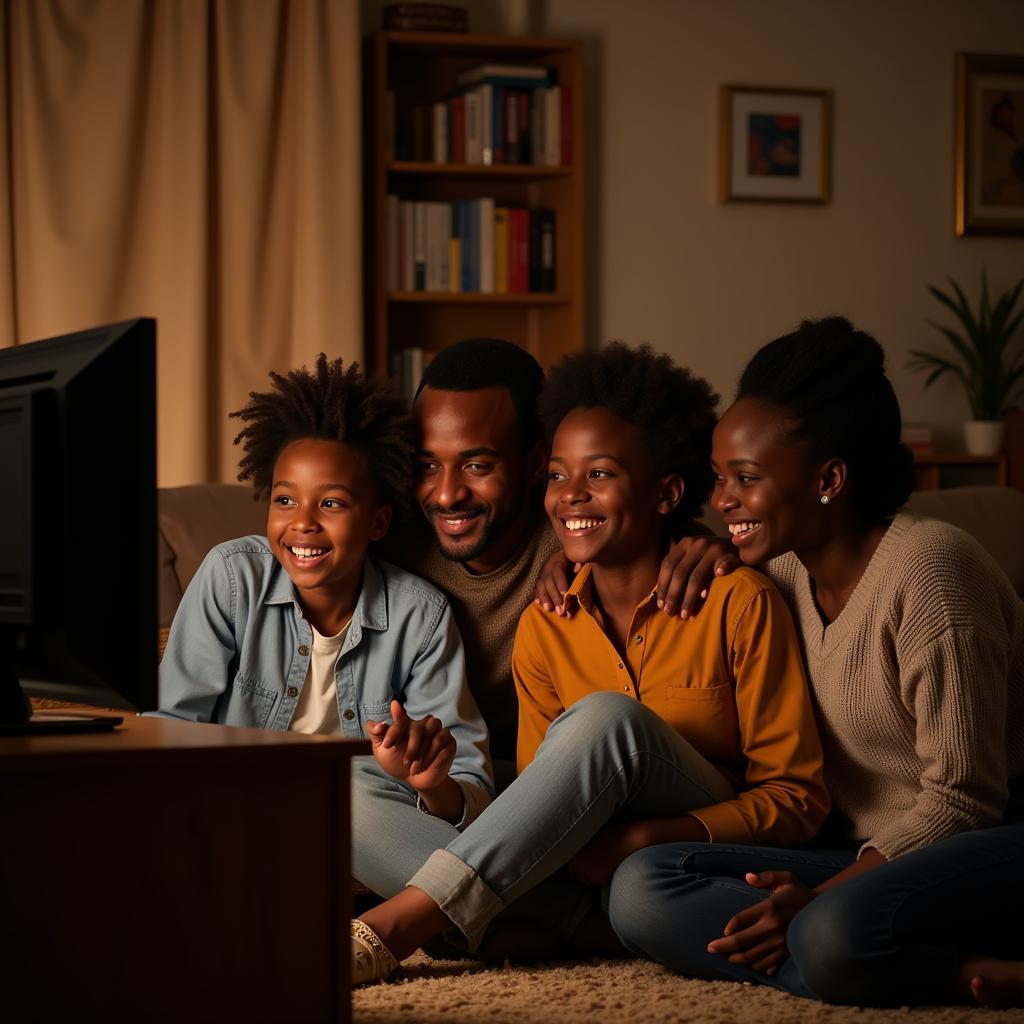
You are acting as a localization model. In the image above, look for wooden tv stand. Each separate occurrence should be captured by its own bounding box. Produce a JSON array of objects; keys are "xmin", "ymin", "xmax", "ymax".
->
[{"xmin": 0, "ymin": 714, "xmax": 369, "ymax": 1023}]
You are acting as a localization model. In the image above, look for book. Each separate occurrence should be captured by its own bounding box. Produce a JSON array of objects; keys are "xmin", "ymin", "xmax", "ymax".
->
[
  {"xmin": 457, "ymin": 63, "xmax": 549, "ymax": 87},
  {"xmin": 399, "ymin": 200, "xmax": 415, "ymax": 291},
  {"xmin": 450, "ymin": 94, "xmax": 466, "ymax": 164},
  {"xmin": 538, "ymin": 209, "xmax": 556, "ymax": 292},
  {"xmin": 479, "ymin": 84, "xmax": 493, "ymax": 165},
  {"xmin": 494, "ymin": 207, "xmax": 509, "ymax": 294},
  {"xmin": 505, "ymin": 90, "xmax": 519, "ymax": 163},
  {"xmin": 478, "ymin": 197, "xmax": 495, "ymax": 293},
  {"xmin": 431, "ymin": 102, "xmax": 448, "ymax": 164},
  {"xmin": 382, "ymin": 4, "xmax": 468, "ymax": 33},
  {"xmin": 413, "ymin": 202, "xmax": 426, "ymax": 291},
  {"xmin": 465, "ymin": 89, "xmax": 481, "ymax": 164},
  {"xmin": 386, "ymin": 194, "xmax": 400, "ymax": 292},
  {"xmin": 449, "ymin": 203, "xmax": 461, "ymax": 292},
  {"xmin": 508, "ymin": 208, "xmax": 530, "ymax": 293},
  {"xmin": 560, "ymin": 84, "xmax": 572, "ymax": 165}
]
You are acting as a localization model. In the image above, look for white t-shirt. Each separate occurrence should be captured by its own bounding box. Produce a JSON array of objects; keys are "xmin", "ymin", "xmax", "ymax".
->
[{"xmin": 288, "ymin": 621, "xmax": 350, "ymax": 735}]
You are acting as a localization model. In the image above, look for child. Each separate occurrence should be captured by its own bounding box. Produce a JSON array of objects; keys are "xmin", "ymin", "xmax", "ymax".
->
[
  {"xmin": 157, "ymin": 355, "xmax": 494, "ymax": 867},
  {"xmin": 348, "ymin": 342, "xmax": 828, "ymax": 985}
]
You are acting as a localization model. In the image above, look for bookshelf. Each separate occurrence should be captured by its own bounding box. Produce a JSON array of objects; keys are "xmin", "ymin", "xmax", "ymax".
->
[{"xmin": 363, "ymin": 31, "xmax": 584, "ymax": 383}]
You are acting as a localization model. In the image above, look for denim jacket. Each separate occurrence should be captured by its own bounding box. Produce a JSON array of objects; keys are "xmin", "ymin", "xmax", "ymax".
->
[{"xmin": 156, "ymin": 536, "xmax": 494, "ymax": 824}]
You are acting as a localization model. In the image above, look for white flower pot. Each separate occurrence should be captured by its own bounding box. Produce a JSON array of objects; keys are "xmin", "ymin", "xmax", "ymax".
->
[{"xmin": 963, "ymin": 420, "xmax": 1004, "ymax": 456}]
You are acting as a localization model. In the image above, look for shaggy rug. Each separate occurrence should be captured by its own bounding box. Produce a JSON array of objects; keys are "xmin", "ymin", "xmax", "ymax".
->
[{"xmin": 352, "ymin": 952, "xmax": 1024, "ymax": 1023}]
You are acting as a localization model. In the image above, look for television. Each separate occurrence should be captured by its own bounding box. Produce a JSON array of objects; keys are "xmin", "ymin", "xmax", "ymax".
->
[{"xmin": 0, "ymin": 318, "xmax": 157, "ymax": 733}]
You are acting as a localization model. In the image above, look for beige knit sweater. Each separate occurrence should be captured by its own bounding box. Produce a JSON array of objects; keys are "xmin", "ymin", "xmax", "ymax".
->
[{"xmin": 765, "ymin": 512, "xmax": 1024, "ymax": 859}]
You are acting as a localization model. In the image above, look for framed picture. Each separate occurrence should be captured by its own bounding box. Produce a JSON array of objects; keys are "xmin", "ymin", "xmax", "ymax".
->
[
  {"xmin": 956, "ymin": 52, "xmax": 1024, "ymax": 236},
  {"xmin": 719, "ymin": 86, "xmax": 831, "ymax": 203}
]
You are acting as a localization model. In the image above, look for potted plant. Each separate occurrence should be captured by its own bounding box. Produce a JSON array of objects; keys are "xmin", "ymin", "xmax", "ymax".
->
[{"xmin": 909, "ymin": 271, "xmax": 1024, "ymax": 455}]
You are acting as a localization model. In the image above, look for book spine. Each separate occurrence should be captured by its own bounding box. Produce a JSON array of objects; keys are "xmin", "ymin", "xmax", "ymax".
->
[
  {"xmin": 465, "ymin": 90, "xmax": 480, "ymax": 164},
  {"xmin": 492, "ymin": 86, "xmax": 504, "ymax": 164},
  {"xmin": 451, "ymin": 94, "xmax": 466, "ymax": 164},
  {"xmin": 467, "ymin": 200, "xmax": 480, "ymax": 291},
  {"xmin": 439, "ymin": 202, "xmax": 450, "ymax": 292},
  {"xmin": 494, "ymin": 207, "xmax": 509, "ymax": 294},
  {"xmin": 479, "ymin": 84, "xmax": 493, "ymax": 165},
  {"xmin": 510, "ymin": 208, "xmax": 529, "ymax": 293},
  {"xmin": 519, "ymin": 92, "xmax": 531, "ymax": 164},
  {"xmin": 544, "ymin": 87, "xmax": 560, "ymax": 166},
  {"xmin": 479, "ymin": 197, "xmax": 495, "ymax": 294},
  {"xmin": 432, "ymin": 102, "xmax": 448, "ymax": 164},
  {"xmin": 449, "ymin": 203, "xmax": 461, "ymax": 293},
  {"xmin": 528, "ymin": 208, "xmax": 541, "ymax": 292},
  {"xmin": 530, "ymin": 90, "xmax": 543, "ymax": 166},
  {"xmin": 413, "ymin": 201, "xmax": 426, "ymax": 291},
  {"xmin": 539, "ymin": 209, "xmax": 556, "ymax": 292},
  {"xmin": 560, "ymin": 84, "xmax": 572, "ymax": 166},
  {"xmin": 400, "ymin": 200, "xmax": 415, "ymax": 291},
  {"xmin": 505, "ymin": 90, "xmax": 519, "ymax": 164},
  {"xmin": 386, "ymin": 193, "xmax": 399, "ymax": 293},
  {"xmin": 458, "ymin": 201, "xmax": 471, "ymax": 292}
]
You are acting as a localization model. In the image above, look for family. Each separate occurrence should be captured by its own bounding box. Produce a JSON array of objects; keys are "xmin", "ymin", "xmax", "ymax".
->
[{"xmin": 157, "ymin": 318, "xmax": 1024, "ymax": 1009}]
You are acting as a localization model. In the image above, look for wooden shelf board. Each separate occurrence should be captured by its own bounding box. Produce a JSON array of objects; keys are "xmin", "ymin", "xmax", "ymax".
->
[
  {"xmin": 388, "ymin": 161, "xmax": 572, "ymax": 178},
  {"xmin": 912, "ymin": 453, "xmax": 1005, "ymax": 466},
  {"xmin": 388, "ymin": 291, "xmax": 569, "ymax": 305},
  {"xmin": 381, "ymin": 31, "xmax": 578, "ymax": 56}
]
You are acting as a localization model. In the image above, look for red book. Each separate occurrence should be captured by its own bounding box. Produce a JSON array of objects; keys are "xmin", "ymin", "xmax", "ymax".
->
[
  {"xmin": 451, "ymin": 94, "xmax": 466, "ymax": 164},
  {"xmin": 560, "ymin": 84, "xmax": 572, "ymax": 166},
  {"xmin": 508, "ymin": 209, "xmax": 530, "ymax": 292}
]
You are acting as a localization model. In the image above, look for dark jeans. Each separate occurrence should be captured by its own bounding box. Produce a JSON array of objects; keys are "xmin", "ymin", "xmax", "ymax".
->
[{"xmin": 608, "ymin": 824, "xmax": 1024, "ymax": 1006}]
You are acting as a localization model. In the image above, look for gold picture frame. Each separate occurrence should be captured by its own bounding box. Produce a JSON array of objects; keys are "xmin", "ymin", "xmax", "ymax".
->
[
  {"xmin": 955, "ymin": 52, "xmax": 1024, "ymax": 236},
  {"xmin": 719, "ymin": 85, "xmax": 831, "ymax": 203}
]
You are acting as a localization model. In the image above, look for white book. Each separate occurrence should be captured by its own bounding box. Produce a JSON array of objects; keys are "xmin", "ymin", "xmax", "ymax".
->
[
  {"xmin": 432, "ymin": 102, "xmax": 448, "ymax": 164},
  {"xmin": 399, "ymin": 200, "xmax": 415, "ymax": 291},
  {"xmin": 479, "ymin": 84, "xmax": 493, "ymax": 165},
  {"xmin": 478, "ymin": 197, "xmax": 495, "ymax": 294},
  {"xmin": 544, "ymin": 86, "xmax": 561, "ymax": 166},
  {"xmin": 465, "ymin": 90, "xmax": 481, "ymax": 164},
  {"xmin": 386, "ymin": 194, "xmax": 400, "ymax": 293}
]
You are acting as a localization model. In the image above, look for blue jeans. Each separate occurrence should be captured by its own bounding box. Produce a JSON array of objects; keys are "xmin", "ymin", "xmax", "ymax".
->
[
  {"xmin": 609, "ymin": 823, "xmax": 1024, "ymax": 1006},
  {"xmin": 406, "ymin": 692, "xmax": 736, "ymax": 949}
]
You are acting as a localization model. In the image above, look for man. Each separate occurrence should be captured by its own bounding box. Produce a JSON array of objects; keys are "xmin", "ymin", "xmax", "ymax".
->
[{"xmin": 387, "ymin": 338, "xmax": 554, "ymax": 775}]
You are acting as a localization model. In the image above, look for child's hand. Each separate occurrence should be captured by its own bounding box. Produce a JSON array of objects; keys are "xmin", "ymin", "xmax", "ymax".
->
[{"xmin": 366, "ymin": 699, "xmax": 456, "ymax": 794}]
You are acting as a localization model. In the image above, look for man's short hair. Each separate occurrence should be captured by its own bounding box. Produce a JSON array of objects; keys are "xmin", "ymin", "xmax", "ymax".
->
[{"xmin": 416, "ymin": 338, "xmax": 545, "ymax": 448}]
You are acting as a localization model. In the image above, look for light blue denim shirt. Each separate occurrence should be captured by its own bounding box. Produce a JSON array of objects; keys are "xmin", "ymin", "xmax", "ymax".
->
[{"xmin": 156, "ymin": 535, "xmax": 494, "ymax": 824}]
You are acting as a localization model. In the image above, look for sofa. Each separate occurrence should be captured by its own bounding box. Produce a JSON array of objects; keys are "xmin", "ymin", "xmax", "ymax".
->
[{"xmin": 159, "ymin": 485, "xmax": 1024, "ymax": 635}]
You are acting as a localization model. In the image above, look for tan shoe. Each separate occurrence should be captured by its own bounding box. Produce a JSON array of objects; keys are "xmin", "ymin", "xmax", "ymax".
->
[{"xmin": 351, "ymin": 919, "xmax": 399, "ymax": 987}]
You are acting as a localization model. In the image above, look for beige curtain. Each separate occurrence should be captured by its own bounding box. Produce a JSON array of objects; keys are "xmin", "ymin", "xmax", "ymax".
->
[{"xmin": 0, "ymin": 0, "xmax": 362, "ymax": 485}]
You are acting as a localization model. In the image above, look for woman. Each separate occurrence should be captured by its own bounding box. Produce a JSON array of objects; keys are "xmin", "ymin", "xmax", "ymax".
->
[
  {"xmin": 608, "ymin": 317, "xmax": 1024, "ymax": 1008},
  {"xmin": 350, "ymin": 342, "xmax": 828, "ymax": 985}
]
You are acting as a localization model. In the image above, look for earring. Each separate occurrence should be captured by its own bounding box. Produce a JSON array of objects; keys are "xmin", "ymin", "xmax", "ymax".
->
[{"xmin": 820, "ymin": 494, "xmax": 830, "ymax": 505}]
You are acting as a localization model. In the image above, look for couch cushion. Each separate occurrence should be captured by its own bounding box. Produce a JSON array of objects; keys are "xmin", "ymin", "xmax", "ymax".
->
[{"xmin": 159, "ymin": 483, "xmax": 268, "ymax": 627}]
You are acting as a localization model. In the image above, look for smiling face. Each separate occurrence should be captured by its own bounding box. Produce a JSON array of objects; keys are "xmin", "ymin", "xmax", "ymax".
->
[
  {"xmin": 545, "ymin": 406, "xmax": 681, "ymax": 569},
  {"xmin": 267, "ymin": 438, "xmax": 391, "ymax": 605},
  {"xmin": 414, "ymin": 385, "xmax": 542, "ymax": 573},
  {"xmin": 711, "ymin": 397, "xmax": 827, "ymax": 565}
]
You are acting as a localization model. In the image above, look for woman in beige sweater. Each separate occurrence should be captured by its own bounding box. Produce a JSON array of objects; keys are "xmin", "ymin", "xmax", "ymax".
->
[{"xmin": 608, "ymin": 317, "xmax": 1024, "ymax": 1008}]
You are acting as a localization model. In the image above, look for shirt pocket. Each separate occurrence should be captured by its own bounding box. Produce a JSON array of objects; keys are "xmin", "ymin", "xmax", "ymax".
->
[
  {"xmin": 665, "ymin": 682, "xmax": 741, "ymax": 762},
  {"xmin": 228, "ymin": 673, "xmax": 278, "ymax": 728},
  {"xmin": 359, "ymin": 701, "xmax": 393, "ymax": 729}
]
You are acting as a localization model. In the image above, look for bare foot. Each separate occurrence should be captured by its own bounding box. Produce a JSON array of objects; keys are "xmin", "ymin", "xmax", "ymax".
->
[{"xmin": 960, "ymin": 956, "xmax": 1024, "ymax": 1009}]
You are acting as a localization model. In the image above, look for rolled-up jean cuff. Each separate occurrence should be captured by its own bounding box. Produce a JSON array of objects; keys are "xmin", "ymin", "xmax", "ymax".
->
[{"xmin": 406, "ymin": 848, "xmax": 503, "ymax": 951}]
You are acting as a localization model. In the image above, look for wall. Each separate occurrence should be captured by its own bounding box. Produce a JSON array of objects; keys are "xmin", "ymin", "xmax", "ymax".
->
[{"xmin": 365, "ymin": 0, "xmax": 1024, "ymax": 450}]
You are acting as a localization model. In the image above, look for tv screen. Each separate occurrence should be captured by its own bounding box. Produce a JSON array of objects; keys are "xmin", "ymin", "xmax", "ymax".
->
[{"xmin": 0, "ymin": 318, "xmax": 157, "ymax": 731}]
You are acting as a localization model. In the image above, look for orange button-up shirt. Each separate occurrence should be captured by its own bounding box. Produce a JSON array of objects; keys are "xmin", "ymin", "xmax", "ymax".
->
[{"xmin": 511, "ymin": 565, "xmax": 828, "ymax": 846}]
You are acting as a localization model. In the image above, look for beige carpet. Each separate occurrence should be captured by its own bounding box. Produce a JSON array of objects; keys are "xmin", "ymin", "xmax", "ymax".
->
[{"xmin": 353, "ymin": 952, "xmax": 1024, "ymax": 1024}]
